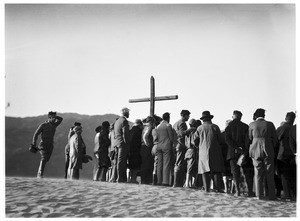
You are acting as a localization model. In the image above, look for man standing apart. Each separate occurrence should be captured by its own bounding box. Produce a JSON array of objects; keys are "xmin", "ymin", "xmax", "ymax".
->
[
  {"xmin": 249, "ymin": 108, "xmax": 277, "ymax": 200},
  {"xmin": 114, "ymin": 107, "xmax": 130, "ymax": 183},
  {"xmin": 31, "ymin": 111, "xmax": 63, "ymax": 178},
  {"xmin": 172, "ymin": 109, "xmax": 191, "ymax": 187}
]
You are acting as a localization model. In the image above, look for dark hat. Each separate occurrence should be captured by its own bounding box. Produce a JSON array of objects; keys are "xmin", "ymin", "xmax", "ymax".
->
[
  {"xmin": 74, "ymin": 122, "xmax": 81, "ymax": 126},
  {"xmin": 200, "ymin": 111, "xmax": 214, "ymax": 120},
  {"xmin": 189, "ymin": 118, "xmax": 198, "ymax": 127},
  {"xmin": 254, "ymin": 108, "xmax": 265, "ymax": 118},
  {"xmin": 233, "ymin": 110, "xmax": 242, "ymax": 117},
  {"xmin": 102, "ymin": 121, "xmax": 110, "ymax": 129},
  {"xmin": 180, "ymin": 110, "xmax": 191, "ymax": 116},
  {"xmin": 48, "ymin": 111, "xmax": 56, "ymax": 117}
]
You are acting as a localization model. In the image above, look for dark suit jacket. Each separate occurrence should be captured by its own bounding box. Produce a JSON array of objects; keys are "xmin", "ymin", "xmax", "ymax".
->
[
  {"xmin": 225, "ymin": 119, "xmax": 249, "ymax": 160},
  {"xmin": 277, "ymin": 122, "xmax": 294, "ymax": 160},
  {"xmin": 248, "ymin": 118, "xmax": 277, "ymax": 159}
]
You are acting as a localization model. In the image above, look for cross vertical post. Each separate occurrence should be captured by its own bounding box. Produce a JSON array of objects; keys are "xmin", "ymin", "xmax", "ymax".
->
[{"xmin": 150, "ymin": 76, "xmax": 155, "ymax": 117}]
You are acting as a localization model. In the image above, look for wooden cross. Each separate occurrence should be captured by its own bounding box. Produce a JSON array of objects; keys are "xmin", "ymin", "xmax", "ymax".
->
[{"xmin": 129, "ymin": 76, "xmax": 178, "ymax": 117}]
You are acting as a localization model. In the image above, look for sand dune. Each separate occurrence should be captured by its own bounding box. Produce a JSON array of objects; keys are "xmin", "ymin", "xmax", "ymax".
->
[{"xmin": 5, "ymin": 176, "xmax": 296, "ymax": 218}]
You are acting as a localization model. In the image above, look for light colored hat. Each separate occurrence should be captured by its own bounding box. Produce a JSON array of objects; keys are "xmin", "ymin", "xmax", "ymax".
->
[
  {"xmin": 73, "ymin": 126, "xmax": 82, "ymax": 133},
  {"xmin": 121, "ymin": 107, "xmax": 130, "ymax": 114}
]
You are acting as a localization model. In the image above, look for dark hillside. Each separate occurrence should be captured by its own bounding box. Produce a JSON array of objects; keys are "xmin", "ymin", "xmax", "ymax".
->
[{"xmin": 5, "ymin": 113, "xmax": 121, "ymax": 179}]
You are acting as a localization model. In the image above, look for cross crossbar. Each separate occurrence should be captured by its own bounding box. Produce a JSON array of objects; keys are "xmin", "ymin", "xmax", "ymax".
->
[{"xmin": 128, "ymin": 76, "xmax": 178, "ymax": 116}]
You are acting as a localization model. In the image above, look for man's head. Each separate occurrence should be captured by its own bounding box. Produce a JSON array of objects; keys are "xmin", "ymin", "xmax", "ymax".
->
[
  {"xmin": 73, "ymin": 125, "xmax": 82, "ymax": 134},
  {"xmin": 121, "ymin": 107, "xmax": 130, "ymax": 118},
  {"xmin": 232, "ymin": 110, "xmax": 242, "ymax": 120},
  {"xmin": 189, "ymin": 118, "xmax": 198, "ymax": 128},
  {"xmin": 285, "ymin": 112, "xmax": 296, "ymax": 124},
  {"xmin": 134, "ymin": 119, "xmax": 143, "ymax": 128},
  {"xmin": 200, "ymin": 111, "xmax": 214, "ymax": 122},
  {"xmin": 102, "ymin": 121, "xmax": 110, "ymax": 130},
  {"xmin": 180, "ymin": 110, "xmax": 190, "ymax": 122},
  {"xmin": 145, "ymin": 116, "xmax": 155, "ymax": 125},
  {"xmin": 48, "ymin": 111, "xmax": 57, "ymax": 123},
  {"xmin": 254, "ymin": 108, "xmax": 265, "ymax": 119},
  {"xmin": 162, "ymin": 112, "xmax": 170, "ymax": 123}
]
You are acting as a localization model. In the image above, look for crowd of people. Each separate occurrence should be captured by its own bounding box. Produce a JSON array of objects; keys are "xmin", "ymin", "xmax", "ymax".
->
[{"xmin": 30, "ymin": 108, "xmax": 297, "ymax": 201}]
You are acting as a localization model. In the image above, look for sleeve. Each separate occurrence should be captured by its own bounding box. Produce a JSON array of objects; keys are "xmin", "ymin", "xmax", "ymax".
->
[
  {"xmin": 122, "ymin": 120, "xmax": 130, "ymax": 144},
  {"xmin": 244, "ymin": 125, "xmax": 250, "ymax": 151},
  {"xmin": 248, "ymin": 123, "xmax": 253, "ymax": 142},
  {"xmin": 177, "ymin": 121, "xmax": 188, "ymax": 137},
  {"xmin": 167, "ymin": 124, "xmax": 174, "ymax": 145},
  {"xmin": 54, "ymin": 116, "xmax": 63, "ymax": 127},
  {"xmin": 73, "ymin": 136, "xmax": 79, "ymax": 157},
  {"xmin": 32, "ymin": 124, "xmax": 43, "ymax": 145},
  {"xmin": 224, "ymin": 123, "xmax": 239, "ymax": 150},
  {"xmin": 289, "ymin": 125, "xmax": 296, "ymax": 154},
  {"xmin": 193, "ymin": 129, "xmax": 200, "ymax": 148},
  {"xmin": 143, "ymin": 126, "xmax": 152, "ymax": 147}
]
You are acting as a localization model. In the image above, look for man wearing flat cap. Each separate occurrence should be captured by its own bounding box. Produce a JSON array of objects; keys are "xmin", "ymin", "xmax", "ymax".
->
[
  {"xmin": 114, "ymin": 107, "xmax": 130, "ymax": 183},
  {"xmin": 194, "ymin": 111, "xmax": 224, "ymax": 192},
  {"xmin": 172, "ymin": 109, "xmax": 191, "ymax": 187},
  {"xmin": 225, "ymin": 110, "xmax": 254, "ymax": 197},
  {"xmin": 31, "ymin": 111, "xmax": 63, "ymax": 178},
  {"xmin": 248, "ymin": 108, "xmax": 277, "ymax": 200}
]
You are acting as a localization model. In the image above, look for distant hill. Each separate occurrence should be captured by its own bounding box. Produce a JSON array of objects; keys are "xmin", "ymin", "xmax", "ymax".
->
[{"xmin": 5, "ymin": 113, "xmax": 122, "ymax": 180}]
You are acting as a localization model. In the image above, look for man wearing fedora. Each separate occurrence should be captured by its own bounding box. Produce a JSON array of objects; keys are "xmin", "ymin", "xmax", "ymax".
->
[
  {"xmin": 248, "ymin": 108, "xmax": 277, "ymax": 200},
  {"xmin": 114, "ymin": 107, "xmax": 130, "ymax": 183},
  {"xmin": 172, "ymin": 109, "xmax": 192, "ymax": 187},
  {"xmin": 225, "ymin": 110, "xmax": 254, "ymax": 197},
  {"xmin": 194, "ymin": 111, "xmax": 224, "ymax": 192},
  {"xmin": 31, "ymin": 111, "xmax": 63, "ymax": 178}
]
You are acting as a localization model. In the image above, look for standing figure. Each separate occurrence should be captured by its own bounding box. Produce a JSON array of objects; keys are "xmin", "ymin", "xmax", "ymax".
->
[
  {"xmin": 68, "ymin": 126, "xmax": 86, "ymax": 180},
  {"xmin": 194, "ymin": 111, "xmax": 225, "ymax": 192},
  {"xmin": 128, "ymin": 119, "xmax": 143, "ymax": 183},
  {"xmin": 221, "ymin": 120, "xmax": 232, "ymax": 193},
  {"xmin": 183, "ymin": 118, "xmax": 198, "ymax": 188},
  {"xmin": 172, "ymin": 110, "xmax": 191, "ymax": 187},
  {"xmin": 114, "ymin": 108, "xmax": 130, "ymax": 183},
  {"xmin": 156, "ymin": 112, "xmax": 174, "ymax": 186},
  {"xmin": 93, "ymin": 121, "xmax": 111, "ymax": 181},
  {"xmin": 64, "ymin": 122, "xmax": 81, "ymax": 179},
  {"xmin": 31, "ymin": 111, "xmax": 63, "ymax": 178},
  {"xmin": 108, "ymin": 119, "xmax": 118, "ymax": 182},
  {"xmin": 249, "ymin": 108, "xmax": 277, "ymax": 200},
  {"xmin": 140, "ymin": 116, "xmax": 155, "ymax": 184},
  {"xmin": 276, "ymin": 112, "xmax": 296, "ymax": 200},
  {"xmin": 225, "ymin": 110, "xmax": 253, "ymax": 197}
]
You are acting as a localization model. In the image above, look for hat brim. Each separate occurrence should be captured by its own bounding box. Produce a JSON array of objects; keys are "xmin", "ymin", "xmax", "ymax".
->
[{"xmin": 200, "ymin": 115, "xmax": 214, "ymax": 120}]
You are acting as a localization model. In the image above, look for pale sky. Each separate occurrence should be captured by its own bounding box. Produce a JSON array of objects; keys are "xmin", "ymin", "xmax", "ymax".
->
[{"xmin": 5, "ymin": 3, "xmax": 296, "ymax": 129}]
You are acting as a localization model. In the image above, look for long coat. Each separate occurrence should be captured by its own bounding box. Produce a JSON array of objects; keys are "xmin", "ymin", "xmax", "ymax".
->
[
  {"xmin": 69, "ymin": 133, "xmax": 86, "ymax": 170},
  {"xmin": 194, "ymin": 121, "xmax": 224, "ymax": 174},
  {"xmin": 128, "ymin": 125, "xmax": 143, "ymax": 170}
]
